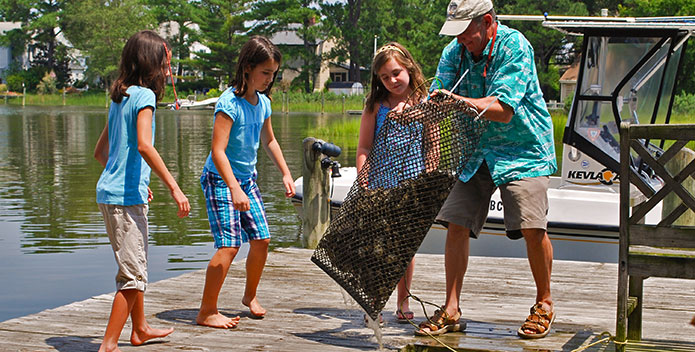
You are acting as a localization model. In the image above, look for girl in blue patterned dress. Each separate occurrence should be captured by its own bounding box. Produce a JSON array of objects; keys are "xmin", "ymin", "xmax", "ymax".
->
[{"xmin": 356, "ymin": 42, "xmax": 428, "ymax": 324}]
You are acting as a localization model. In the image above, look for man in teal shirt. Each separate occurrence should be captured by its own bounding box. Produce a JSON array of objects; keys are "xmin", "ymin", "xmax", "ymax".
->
[{"xmin": 415, "ymin": 0, "xmax": 557, "ymax": 339}]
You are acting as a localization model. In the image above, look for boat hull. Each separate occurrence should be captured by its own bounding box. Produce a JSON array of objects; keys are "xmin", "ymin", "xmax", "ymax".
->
[{"xmin": 291, "ymin": 167, "xmax": 662, "ymax": 263}]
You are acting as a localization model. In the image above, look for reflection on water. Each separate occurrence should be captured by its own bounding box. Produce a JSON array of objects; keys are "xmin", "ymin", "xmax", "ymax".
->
[{"xmin": 0, "ymin": 105, "xmax": 358, "ymax": 322}]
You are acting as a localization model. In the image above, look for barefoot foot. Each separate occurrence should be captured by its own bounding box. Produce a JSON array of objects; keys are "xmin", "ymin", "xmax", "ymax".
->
[
  {"xmin": 97, "ymin": 342, "xmax": 121, "ymax": 352},
  {"xmin": 130, "ymin": 326, "xmax": 174, "ymax": 346},
  {"xmin": 196, "ymin": 311, "xmax": 240, "ymax": 329},
  {"xmin": 241, "ymin": 296, "xmax": 266, "ymax": 318}
]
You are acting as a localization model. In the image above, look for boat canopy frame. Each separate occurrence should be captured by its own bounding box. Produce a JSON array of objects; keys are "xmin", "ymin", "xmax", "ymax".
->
[{"xmin": 541, "ymin": 19, "xmax": 695, "ymax": 195}]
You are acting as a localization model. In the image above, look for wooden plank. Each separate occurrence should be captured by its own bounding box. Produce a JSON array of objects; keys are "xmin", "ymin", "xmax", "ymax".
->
[
  {"xmin": 627, "ymin": 253, "xmax": 695, "ymax": 279},
  {"xmin": 0, "ymin": 248, "xmax": 694, "ymax": 352},
  {"xmin": 626, "ymin": 124, "xmax": 695, "ymax": 140},
  {"xmin": 629, "ymin": 225, "xmax": 695, "ymax": 248}
]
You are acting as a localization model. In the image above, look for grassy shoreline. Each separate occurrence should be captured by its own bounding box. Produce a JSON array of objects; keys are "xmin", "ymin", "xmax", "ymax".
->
[
  {"xmin": 0, "ymin": 91, "xmax": 367, "ymax": 112},
  {"xmin": 5, "ymin": 92, "xmax": 693, "ymax": 159}
]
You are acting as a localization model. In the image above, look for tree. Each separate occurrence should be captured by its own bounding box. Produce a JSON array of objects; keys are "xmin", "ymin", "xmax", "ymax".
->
[
  {"xmin": 191, "ymin": 0, "xmax": 249, "ymax": 86},
  {"xmin": 321, "ymin": 0, "xmax": 451, "ymax": 86},
  {"xmin": 321, "ymin": 0, "xmax": 364, "ymax": 82},
  {"xmin": 497, "ymin": 0, "xmax": 589, "ymax": 100},
  {"xmin": 0, "ymin": 0, "xmax": 71, "ymax": 87},
  {"xmin": 61, "ymin": 0, "xmax": 157, "ymax": 87},
  {"xmin": 150, "ymin": 0, "xmax": 200, "ymax": 79},
  {"xmin": 619, "ymin": 0, "xmax": 695, "ymax": 95},
  {"xmin": 251, "ymin": 0, "xmax": 323, "ymax": 93}
]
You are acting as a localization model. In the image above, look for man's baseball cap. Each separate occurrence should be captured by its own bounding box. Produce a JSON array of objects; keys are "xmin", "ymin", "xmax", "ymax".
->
[{"xmin": 439, "ymin": 0, "xmax": 494, "ymax": 36}]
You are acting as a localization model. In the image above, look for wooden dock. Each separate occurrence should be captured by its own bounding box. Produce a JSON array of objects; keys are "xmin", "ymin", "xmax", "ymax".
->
[{"xmin": 1, "ymin": 247, "xmax": 694, "ymax": 351}]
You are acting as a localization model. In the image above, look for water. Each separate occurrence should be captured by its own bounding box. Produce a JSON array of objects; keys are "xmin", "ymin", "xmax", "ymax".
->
[{"xmin": 0, "ymin": 105, "xmax": 358, "ymax": 322}]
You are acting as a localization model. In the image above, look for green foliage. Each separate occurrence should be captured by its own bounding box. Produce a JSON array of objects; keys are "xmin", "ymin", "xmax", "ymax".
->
[
  {"xmin": 176, "ymin": 76, "xmax": 219, "ymax": 94},
  {"xmin": 5, "ymin": 74, "xmax": 24, "ymax": 92},
  {"xmin": 206, "ymin": 88, "xmax": 222, "ymax": 97},
  {"xmin": 191, "ymin": 0, "xmax": 249, "ymax": 86},
  {"xmin": 149, "ymin": 0, "xmax": 199, "ymax": 78},
  {"xmin": 537, "ymin": 64, "xmax": 560, "ymax": 101},
  {"xmin": 36, "ymin": 71, "xmax": 57, "ymax": 95},
  {"xmin": 61, "ymin": 0, "xmax": 157, "ymax": 85},
  {"xmin": 251, "ymin": 0, "xmax": 324, "ymax": 93},
  {"xmin": 0, "ymin": 83, "xmax": 7, "ymax": 93},
  {"xmin": 673, "ymin": 93, "xmax": 695, "ymax": 115},
  {"xmin": 0, "ymin": 0, "xmax": 73, "ymax": 88},
  {"xmin": 5, "ymin": 67, "xmax": 46, "ymax": 91},
  {"xmin": 564, "ymin": 91, "xmax": 575, "ymax": 112}
]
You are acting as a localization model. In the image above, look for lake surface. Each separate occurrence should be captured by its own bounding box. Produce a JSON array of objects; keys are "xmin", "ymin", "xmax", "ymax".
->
[{"xmin": 0, "ymin": 105, "xmax": 358, "ymax": 322}]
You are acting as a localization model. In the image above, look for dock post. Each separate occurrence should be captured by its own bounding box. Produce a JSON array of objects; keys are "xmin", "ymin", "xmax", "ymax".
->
[
  {"xmin": 282, "ymin": 92, "xmax": 285, "ymax": 113},
  {"xmin": 22, "ymin": 84, "xmax": 25, "ymax": 106},
  {"xmin": 342, "ymin": 95, "xmax": 345, "ymax": 115},
  {"xmin": 301, "ymin": 137, "xmax": 331, "ymax": 249},
  {"xmin": 321, "ymin": 91, "xmax": 324, "ymax": 114},
  {"xmin": 62, "ymin": 88, "xmax": 66, "ymax": 106}
]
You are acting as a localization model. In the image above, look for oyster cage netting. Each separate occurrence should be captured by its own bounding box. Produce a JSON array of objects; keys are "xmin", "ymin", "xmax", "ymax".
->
[{"xmin": 311, "ymin": 95, "xmax": 489, "ymax": 320}]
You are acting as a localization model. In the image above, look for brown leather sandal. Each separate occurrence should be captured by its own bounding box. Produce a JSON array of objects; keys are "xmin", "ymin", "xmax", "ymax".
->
[
  {"xmin": 414, "ymin": 307, "xmax": 465, "ymax": 336},
  {"xmin": 517, "ymin": 303, "xmax": 555, "ymax": 339}
]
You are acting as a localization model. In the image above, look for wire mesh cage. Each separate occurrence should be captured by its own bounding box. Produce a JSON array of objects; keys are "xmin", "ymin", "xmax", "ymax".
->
[{"xmin": 311, "ymin": 95, "xmax": 488, "ymax": 320}]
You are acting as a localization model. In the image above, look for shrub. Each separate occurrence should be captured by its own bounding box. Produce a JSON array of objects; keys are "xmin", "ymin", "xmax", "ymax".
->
[
  {"xmin": 206, "ymin": 88, "xmax": 222, "ymax": 97},
  {"xmin": 6, "ymin": 74, "xmax": 24, "ymax": 92},
  {"xmin": 564, "ymin": 92, "xmax": 574, "ymax": 112},
  {"xmin": 37, "ymin": 72, "xmax": 58, "ymax": 95},
  {"xmin": 673, "ymin": 92, "xmax": 695, "ymax": 115},
  {"xmin": 0, "ymin": 83, "xmax": 7, "ymax": 93},
  {"xmin": 5, "ymin": 67, "xmax": 45, "ymax": 92}
]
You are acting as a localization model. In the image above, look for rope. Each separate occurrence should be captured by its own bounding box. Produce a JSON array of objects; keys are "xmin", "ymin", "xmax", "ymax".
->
[
  {"xmin": 397, "ymin": 276, "xmax": 459, "ymax": 352},
  {"xmin": 399, "ymin": 278, "xmax": 628, "ymax": 352},
  {"xmin": 163, "ymin": 43, "xmax": 180, "ymax": 110}
]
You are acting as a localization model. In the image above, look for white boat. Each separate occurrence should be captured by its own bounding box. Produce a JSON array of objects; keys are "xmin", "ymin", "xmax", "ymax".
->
[
  {"xmin": 290, "ymin": 150, "xmax": 663, "ymax": 263},
  {"xmin": 167, "ymin": 96, "xmax": 218, "ymax": 110}
]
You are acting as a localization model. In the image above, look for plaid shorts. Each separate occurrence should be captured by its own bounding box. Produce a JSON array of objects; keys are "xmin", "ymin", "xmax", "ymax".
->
[{"xmin": 201, "ymin": 171, "xmax": 270, "ymax": 248}]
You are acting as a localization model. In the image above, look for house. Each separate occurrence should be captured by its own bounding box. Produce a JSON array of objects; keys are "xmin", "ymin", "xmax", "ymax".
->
[
  {"xmin": 559, "ymin": 61, "xmax": 579, "ymax": 104},
  {"xmin": 0, "ymin": 21, "xmax": 88, "ymax": 86},
  {"xmin": 0, "ymin": 22, "xmax": 22, "ymax": 80},
  {"xmin": 158, "ymin": 21, "xmax": 211, "ymax": 83},
  {"xmin": 270, "ymin": 24, "xmax": 367, "ymax": 94}
]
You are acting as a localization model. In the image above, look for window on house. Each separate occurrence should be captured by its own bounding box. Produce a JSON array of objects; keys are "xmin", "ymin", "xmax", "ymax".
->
[{"xmin": 330, "ymin": 72, "xmax": 347, "ymax": 82}]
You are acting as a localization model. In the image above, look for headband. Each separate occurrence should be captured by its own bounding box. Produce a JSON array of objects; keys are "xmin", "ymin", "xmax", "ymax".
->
[{"xmin": 375, "ymin": 44, "xmax": 405, "ymax": 57}]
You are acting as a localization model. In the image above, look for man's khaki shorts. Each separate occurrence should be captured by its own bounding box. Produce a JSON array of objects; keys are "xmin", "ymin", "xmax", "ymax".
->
[
  {"xmin": 436, "ymin": 163, "xmax": 549, "ymax": 239},
  {"xmin": 99, "ymin": 203, "xmax": 149, "ymax": 291}
]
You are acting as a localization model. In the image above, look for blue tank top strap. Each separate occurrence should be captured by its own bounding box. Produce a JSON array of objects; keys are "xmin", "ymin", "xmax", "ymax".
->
[{"xmin": 374, "ymin": 103, "xmax": 390, "ymax": 137}]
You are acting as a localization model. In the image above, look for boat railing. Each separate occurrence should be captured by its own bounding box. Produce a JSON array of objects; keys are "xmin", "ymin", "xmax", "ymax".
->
[{"xmin": 616, "ymin": 122, "xmax": 695, "ymax": 349}]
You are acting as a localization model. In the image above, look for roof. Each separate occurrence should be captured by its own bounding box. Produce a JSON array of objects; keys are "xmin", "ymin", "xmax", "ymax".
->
[
  {"xmin": 270, "ymin": 24, "xmax": 322, "ymax": 46},
  {"xmin": 0, "ymin": 22, "xmax": 21, "ymax": 34},
  {"xmin": 328, "ymin": 81, "xmax": 363, "ymax": 89},
  {"xmin": 559, "ymin": 61, "xmax": 579, "ymax": 83},
  {"xmin": 542, "ymin": 18, "xmax": 695, "ymax": 36}
]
